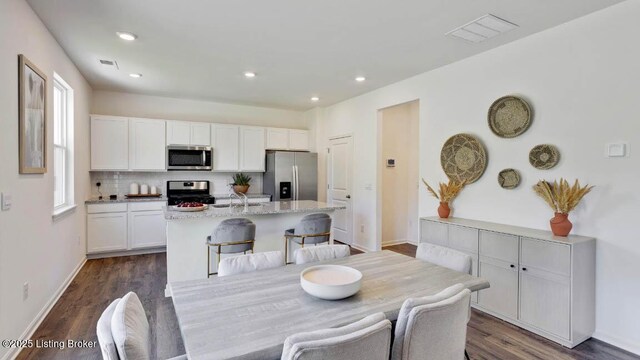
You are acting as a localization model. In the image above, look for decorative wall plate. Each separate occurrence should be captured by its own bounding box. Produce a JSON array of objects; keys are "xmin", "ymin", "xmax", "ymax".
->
[
  {"xmin": 488, "ymin": 96, "xmax": 532, "ymax": 138},
  {"xmin": 498, "ymin": 168, "xmax": 520, "ymax": 189},
  {"xmin": 440, "ymin": 134, "xmax": 487, "ymax": 184},
  {"xmin": 529, "ymin": 144, "xmax": 560, "ymax": 170}
]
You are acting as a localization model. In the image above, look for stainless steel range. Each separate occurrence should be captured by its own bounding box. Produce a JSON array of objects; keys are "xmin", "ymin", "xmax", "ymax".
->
[{"xmin": 166, "ymin": 181, "xmax": 216, "ymax": 206}]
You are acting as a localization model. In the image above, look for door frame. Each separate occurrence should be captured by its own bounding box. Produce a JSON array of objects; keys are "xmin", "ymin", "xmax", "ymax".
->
[{"xmin": 327, "ymin": 133, "xmax": 354, "ymax": 247}]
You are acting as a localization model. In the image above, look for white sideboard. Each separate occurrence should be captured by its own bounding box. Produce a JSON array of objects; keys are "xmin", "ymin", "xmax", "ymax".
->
[{"xmin": 420, "ymin": 217, "xmax": 595, "ymax": 348}]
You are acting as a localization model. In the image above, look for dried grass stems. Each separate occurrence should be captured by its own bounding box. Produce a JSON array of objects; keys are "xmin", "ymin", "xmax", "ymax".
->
[
  {"xmin": 422, "ymin": 178, "xmax": 466, "ymax": 203},
  {"xmin": 532, "ymin": 178, "xmax": 594, "ymax": 214}
]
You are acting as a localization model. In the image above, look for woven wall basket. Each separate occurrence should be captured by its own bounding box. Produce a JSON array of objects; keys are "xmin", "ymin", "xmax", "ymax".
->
[
  {"xmin": 488, "ymin": 96, "xmax": 532, "ymax": 138},
  {"xmin": 440, "ymin": 133, "xmax": 487, "ymax": 184},
  {"xmin": 529, "ymin": 144, "xmax": 560, "ymax": 170}
]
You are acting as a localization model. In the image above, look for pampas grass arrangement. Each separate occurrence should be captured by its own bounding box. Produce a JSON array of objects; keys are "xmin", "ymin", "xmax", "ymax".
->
[
  {"xmin": 532, "ymin": 178, "xmax": 594, "ymax": 214},
  {"xmin": 422, "ymin": 178, "xmax": 466, "ymax": 203}
]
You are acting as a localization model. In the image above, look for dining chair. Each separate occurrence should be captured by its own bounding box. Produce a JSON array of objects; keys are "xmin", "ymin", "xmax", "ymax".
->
[
  {"xmin": 415, "ymin": 242, "xmax": 472, "ymax": 275},
  {"xmin": 294, "ymin": 244, "xmax": 350, "ymax": 265},
  {"xmin": 391, "ymin": 285, "xmax": 472, "ymax": 360},
  {"xmin": 102, "ymin": 291, "xmax": 187, "ymax": 360},
  {"xmin": 218, "ymin": 250, "xmax": 285, "ymax": 276},
  {"xmin": 281, "ymin": 312, "xmax": 392, "ymax": 360},
  {"xmin": 206, "ymin": 218, "xmax": 256, "ymax": 277},
  {"xmin": 284, "ymin": 213, "xmax": 332, "ymax": 264}
]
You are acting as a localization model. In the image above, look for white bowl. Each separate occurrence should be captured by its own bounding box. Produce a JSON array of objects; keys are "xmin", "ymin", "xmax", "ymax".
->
[{"xmin": 300, "ymin": 265, "xmax": 363, "ymax": 300}]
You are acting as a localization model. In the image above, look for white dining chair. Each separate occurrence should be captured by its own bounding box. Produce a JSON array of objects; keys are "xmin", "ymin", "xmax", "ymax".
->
[
  {"xmin": 294, "ymin": 244, "xmax": 351, "ymax": 265},
  {"xmin": 415, "ymin": 243, "xmax": 472, "ymax": 274},
  {"xmin": 391, "ymin": 285, "xmax": 471, "ymax": 360},
  {"xmin": 281, "ymin": 312, "xmax": 392, "ymax": 360},
  {"xmin": 102, "ymin": 291, "xmax": 187, "ymax": 360},
  {"xmin": 218, "ymin": 250, "xmax": 285, "ymax": 277}
]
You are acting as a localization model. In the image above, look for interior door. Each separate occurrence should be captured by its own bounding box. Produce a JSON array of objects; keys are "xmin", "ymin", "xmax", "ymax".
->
[{"xmin": 328, "ymin": 136, "xmax": 353, "ymax": 244}]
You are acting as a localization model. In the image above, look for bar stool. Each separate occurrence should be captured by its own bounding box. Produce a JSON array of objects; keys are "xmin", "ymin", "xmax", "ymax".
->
[
  {"xmin": 207, "ymin": 218, "xmax": 256, "ymax": 277},
  {"xmin": 284, "ymin": 213, "xmax": 332, "ymax": 264}
]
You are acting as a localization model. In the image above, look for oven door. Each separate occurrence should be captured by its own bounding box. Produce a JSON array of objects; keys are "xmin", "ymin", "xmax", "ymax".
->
[{"xmin": 167, "ymin": 146, "xmax": 213, "ymax": 170}]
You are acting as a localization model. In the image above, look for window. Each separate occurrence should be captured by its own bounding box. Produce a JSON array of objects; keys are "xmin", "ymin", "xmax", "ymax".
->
[{"xmin": 53, "ymin": 73, "xmax": 74, "ymax": 216}]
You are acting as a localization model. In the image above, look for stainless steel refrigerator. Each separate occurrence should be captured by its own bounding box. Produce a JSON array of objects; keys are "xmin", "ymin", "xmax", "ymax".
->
[{"xmin": 264, "ymin": 151, "xmax": 318, "ymax": 201}]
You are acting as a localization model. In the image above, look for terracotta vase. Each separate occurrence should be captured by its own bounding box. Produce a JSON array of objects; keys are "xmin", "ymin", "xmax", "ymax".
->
[
  {"xmin": 550, "ymin": 212, "xmax": 572, "ymax": 236},
  {"xmin": 437, "ymin": 202, "xmax": 451, "ymax": 219},
  {"xmin": 233, "ymin": 185, "xmax": 250, "ymax": 194}
]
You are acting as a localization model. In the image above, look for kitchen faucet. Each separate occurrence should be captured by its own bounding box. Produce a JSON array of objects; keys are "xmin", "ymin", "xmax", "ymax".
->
[{"xmin": 229, "ymin": 187, "xmax": 249, "ymax": 212}]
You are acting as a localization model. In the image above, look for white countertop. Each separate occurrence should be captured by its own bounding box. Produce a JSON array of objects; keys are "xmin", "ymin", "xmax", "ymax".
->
[{"xmin": 165, "ymin": 200, "xmax": 345, "ymax": 220}]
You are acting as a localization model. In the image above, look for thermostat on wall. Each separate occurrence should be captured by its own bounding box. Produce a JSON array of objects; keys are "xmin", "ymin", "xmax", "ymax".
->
[
  {"xmin": 386, "ymin": 159, "xmax": 396, "ymax": 167},
  {"xmin": 606, "ymin": 142, "xmax": 629, "ymax": 157}
]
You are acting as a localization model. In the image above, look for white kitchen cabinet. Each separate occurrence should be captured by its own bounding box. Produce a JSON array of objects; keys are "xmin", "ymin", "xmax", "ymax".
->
[
  {"xmin": 167, "ymin": 120, "xmax": 210, "ymax": 145},
  {"xmin": 87, "ymin": 204, "xmax": 128, "ymax": 253},
  {"xmin": 211, "ymin": 124, "xmax": 240, "ymax": 171},
  {"xmin": 288, "ymin": 129, "xmax": 310, "ymax": 150},
  {"xmin": 240, "ymin": 126, "xmax": 266, "ymax": 171},
  {"xmin": 420, "ymin": 217, "xmax": 595, "ymax": 348},
  {"xmin": 129, "ymin": 209, "xmax": 167, "ymax": 249},
  {"xmin": 129, "ymin": 118, "xmax": 166, "ymax": 170},
  {"xmin": 266, "ymin": 128, "xmax": 289, "ymax": 150},
  {"xmin": 91, "ymin": 116, "xmax": 129, "ymax": 170}
]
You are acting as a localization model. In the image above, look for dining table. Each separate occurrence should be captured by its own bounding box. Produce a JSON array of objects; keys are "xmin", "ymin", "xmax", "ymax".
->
[{"xmin": 170, "ymin": 250, "xmax": 490, "ymax": 360}]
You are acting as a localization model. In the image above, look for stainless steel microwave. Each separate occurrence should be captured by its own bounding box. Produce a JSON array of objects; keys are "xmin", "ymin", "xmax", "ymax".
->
[{"xmin": 166, "ymin": 145, "xmax": 213, "ymax": 171}]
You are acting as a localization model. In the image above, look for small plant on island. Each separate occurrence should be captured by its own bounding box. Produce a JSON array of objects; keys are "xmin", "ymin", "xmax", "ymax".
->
[{"xmin": 231, "ymin": 173, "xmax": 252, "ymax": 194}]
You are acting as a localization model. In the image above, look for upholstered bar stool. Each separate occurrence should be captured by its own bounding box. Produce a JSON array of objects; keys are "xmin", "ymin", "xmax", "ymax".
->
[
  {"xmin": 207, "ymin": 218, "xmax": 256, "ymax": 277},
  {"xmin": 284, "ymin": 213, "xmax": 332, "ymax": 264}
]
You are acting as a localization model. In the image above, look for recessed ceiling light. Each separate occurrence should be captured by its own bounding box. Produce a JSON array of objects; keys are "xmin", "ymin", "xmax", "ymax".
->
[
  {"xmin": 355, "ymin": 76, "xmax": 366, "ymax": 82},
  {"xmin": 116, "ymin": 32, "xmax": 138, "ymax": 41},
  {"xmin": 310, "ymin": 97, "xmax": 320, "ymax": 102},
  {"xmin": 244, "ymin": 72, "xmax": 256, "ymax": 78},
  {"xmin": 129, "ymin": 73, "xmax": 142, "ymax": 78}
]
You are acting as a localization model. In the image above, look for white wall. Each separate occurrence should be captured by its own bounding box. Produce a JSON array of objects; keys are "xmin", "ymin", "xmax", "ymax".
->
[
  {"xmin": 312, "ymin": 1, "xmax": 640, "ymax": 354},
  {"xmin": 92, "ymin": 90, "xmax": 306, "ymax": 129},
  {"xmin": 380, "ymin": 101, "xmax": 419, "ymax": 246},
  {"xmin": 0, "ymin": 1, "xmax": 93, "ymax": 359}
]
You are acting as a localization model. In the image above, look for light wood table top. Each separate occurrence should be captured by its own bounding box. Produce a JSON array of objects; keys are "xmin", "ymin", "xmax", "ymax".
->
[{"xmin": 170, "ymin": 250, "xmax": 490, "ymax": 360}]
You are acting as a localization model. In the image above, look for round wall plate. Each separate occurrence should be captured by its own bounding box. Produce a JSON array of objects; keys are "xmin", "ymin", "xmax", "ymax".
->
[
  {"xmin": 440, "ymin": 133, "xmax": 487, "ymax": 184},
  {"xmin": 529, "ymin": 144, "xmax": 560, "ymax": 170},
  {"xmin": 488, "ymin": 96, "xmax": 532, "ymax": 138},
  {"xmin": 498, "ymin": 168, "xmax": 521, "ymax": 189}
]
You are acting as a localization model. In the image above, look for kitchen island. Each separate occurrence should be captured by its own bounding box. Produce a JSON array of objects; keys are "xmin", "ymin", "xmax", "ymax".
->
[{"xmin": 164, "ymin": 200, "xmax": 345, "ymax": 296}]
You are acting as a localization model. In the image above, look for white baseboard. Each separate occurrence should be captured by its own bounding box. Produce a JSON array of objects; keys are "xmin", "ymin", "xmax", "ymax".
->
[
  {"xmin": 349, "ymin": 243, "xmax": 374, "ymax": 253},
  {"xmin": 382, "ymin": 239, "xmax": 407, "ymax": 246},
  {"xmin": 593, "ymin": 331, "xmax": 640, "ymax": 355},
  {"xmin": 5, "ymin": 257, "xmax": 87, "ymax": 360},
  {"xmin": 87, "ymin": 246, "xmax": 166, "ymax": 259}
]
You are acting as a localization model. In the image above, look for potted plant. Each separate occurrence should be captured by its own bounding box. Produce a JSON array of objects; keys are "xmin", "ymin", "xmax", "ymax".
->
[
  {"xmin": 422, "ymin": 178, "xmax": 466, "ymax": 218},
  {"xmin": 232, "ymin": 173, "xmax": 252, "ymax": 194},
  {"xmin": 532, "ymin": 178, "xmax": 594, "ymax": 236}
]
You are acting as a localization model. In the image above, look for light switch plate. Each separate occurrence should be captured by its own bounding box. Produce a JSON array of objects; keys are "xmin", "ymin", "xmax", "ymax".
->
[
  {"xmin": 1, "ymin": 192, "xmax": 12, "ymax": 211},
  {"xmin": 606, "ymin": 142, "xmax": 629, "ymax": 157}
]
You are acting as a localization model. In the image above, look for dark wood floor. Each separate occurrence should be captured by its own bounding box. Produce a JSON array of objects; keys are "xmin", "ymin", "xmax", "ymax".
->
[{"xmin": 17, "ymin": 244, "xmax": 638, "ymax": 360}]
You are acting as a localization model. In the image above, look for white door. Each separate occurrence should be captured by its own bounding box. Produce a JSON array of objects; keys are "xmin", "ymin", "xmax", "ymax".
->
[
  {"xmin": 90, "ymin": 116, "xmax": 129, "ymax": 170},
  {"xmin": 240, "ymin": 126, "xmax": 266, "ymax": 171},
  {"xmin": 166, "ymin": 121, "xmax": 191, "ymax": 145},
  {"xmin": 190, "ymin": 122, "xmax": 211, "ymax": 146},
  {"xmin": 87, "ymin": 212, "xmax": 128, "ymax": 253},
  {"xmin": 211, "ymin": 124, "xmax": 240, "ymax": 171},
  {"xmin": 129, "ymin": 118, "xmax": 166, "ymax": 170},
  {"xmin": 289, "ymin": 130, "xmax": 310, "ymax": 151},
  {"xmin": 128, "ymin": 210, "xmax": 167, "ymax": 249},
  {"xmin": 266, "ymin": 128, "xmax": 289, "ymax": 150},
  {"xmin": 328, "ymin": 136, "xmax": 353, "ymax": 244}
]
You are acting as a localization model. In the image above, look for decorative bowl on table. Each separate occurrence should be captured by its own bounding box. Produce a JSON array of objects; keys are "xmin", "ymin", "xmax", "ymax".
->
[
  {"xmin": 300, "ymin": 265, "xmax": 363, "ymax": 300},
  {"xmin": 171, "ymin": 202, "xmax": 209, "ymax": 212}
]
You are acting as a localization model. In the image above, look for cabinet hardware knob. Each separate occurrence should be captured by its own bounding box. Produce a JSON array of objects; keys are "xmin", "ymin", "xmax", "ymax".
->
[
  {"xmin": 346, "ymin": 195, "xmax": 351, "ymax": 199},
  {"xmin": 522, "ymin": 267, "xmax": 527, "ymax": 271},
  {"xmin": 510, "ymin": 264, "xmax": 515, "ymax": 268}
]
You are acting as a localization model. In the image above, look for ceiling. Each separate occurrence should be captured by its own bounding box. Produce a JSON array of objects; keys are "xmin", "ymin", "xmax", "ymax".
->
[{"xmin": 27, "ymin": 0, "xmax": 622, "ymax": 110}]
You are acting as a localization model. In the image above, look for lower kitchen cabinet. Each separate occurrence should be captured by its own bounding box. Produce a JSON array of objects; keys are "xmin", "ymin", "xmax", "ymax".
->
[
  {"xmin": 87, "ymin": 201, "xmax": 167, "ymax": 256},
  {"xmin": 420, "ymin": 217, "xmax": 595, "ymax": 348}
]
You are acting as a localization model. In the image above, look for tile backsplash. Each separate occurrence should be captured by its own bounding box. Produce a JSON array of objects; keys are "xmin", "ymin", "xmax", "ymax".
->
[{"xmin": 89, "ymin": 172, "xmax": 264, "ymax": 199}]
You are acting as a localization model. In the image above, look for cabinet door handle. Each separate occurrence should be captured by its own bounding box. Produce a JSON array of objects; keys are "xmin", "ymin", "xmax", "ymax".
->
[
  {"xmin": 510, "ymin": 264, "xmax": 515, "ymax": 268},
  {"xmin": 522, "ymin": 267, "xmax": 527, "ymax": 271}
]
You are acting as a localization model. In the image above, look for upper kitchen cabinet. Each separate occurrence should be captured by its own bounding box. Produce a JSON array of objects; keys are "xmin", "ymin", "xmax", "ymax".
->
[
  {"xmin": 240, "ymin": 126, "xmax": 266, "ymax": 171},
  {"xmin": 265, "ymin": 128, "xmax": 310, "ymax": 151},
  {"xmin": 91, "ymin": 115, "xmax": 129, "ymax": 170},
  {"xmin": 289, "ymin": 129, "xmax": 310, "ymax": 150},
  {"xmin": 129, "ymin": 118, "xmax": 166, "ymax": 171},
  {"xmin": 167, "ymin": 120, "xmax": 211, "ymax": 146},
  {"xmin": 211, "ymin": 124, "xmax": 240, "ymax": 171}
]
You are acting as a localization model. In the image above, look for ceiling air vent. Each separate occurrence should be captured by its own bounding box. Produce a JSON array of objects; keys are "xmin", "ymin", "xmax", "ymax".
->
[
  {"xmin": 446, "ymin": 14, "xmax": 518, "ymax": 43},
  {"xmin": 99, "ymin": 59, "xmax": 119, "ymax": 69}
]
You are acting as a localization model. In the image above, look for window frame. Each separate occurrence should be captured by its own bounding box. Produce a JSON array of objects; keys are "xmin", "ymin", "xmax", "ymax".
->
[{"xmin": 52, "ymin": 73, "xmax": 75, "ymax": 219}]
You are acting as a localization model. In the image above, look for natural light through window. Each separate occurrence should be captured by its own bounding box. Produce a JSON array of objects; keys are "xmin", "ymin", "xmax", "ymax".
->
[{"xmin": 53, "ymin": 73, "xmax": 75, "ymax": 216}]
